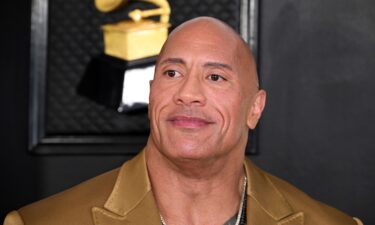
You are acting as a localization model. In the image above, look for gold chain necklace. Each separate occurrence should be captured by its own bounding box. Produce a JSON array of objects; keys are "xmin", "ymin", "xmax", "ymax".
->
[{"xmin": 160, "ymin": 177, "xmax": 247, "ymax": 225}]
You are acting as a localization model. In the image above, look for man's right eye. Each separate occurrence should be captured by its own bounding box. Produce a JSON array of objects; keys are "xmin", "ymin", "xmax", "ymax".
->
[{"xmin": 163, "ymin": 70, "xmax": 180, "ymax": 78}]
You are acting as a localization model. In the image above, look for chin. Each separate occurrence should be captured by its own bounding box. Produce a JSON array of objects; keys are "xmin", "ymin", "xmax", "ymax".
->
[{"xmin": 166, "ymin": 143, "xmax": 221, "ymax": 162}]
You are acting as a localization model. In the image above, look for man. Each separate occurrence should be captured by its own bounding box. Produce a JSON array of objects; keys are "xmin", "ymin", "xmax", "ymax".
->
[{"xmin": 4, "ymin": 17, "xmax": 362, "ymax": 225}]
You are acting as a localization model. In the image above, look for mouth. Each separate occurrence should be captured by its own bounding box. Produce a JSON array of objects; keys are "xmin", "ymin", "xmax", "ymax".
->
[{"xmin": 167, "ymin": 115, "xmax": 214, "ymax": 129}]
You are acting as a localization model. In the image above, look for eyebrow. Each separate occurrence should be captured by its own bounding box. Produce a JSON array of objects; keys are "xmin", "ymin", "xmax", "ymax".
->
[
  {"xmin": 158, "ymin": 58, "xmax": 233, "ymax": 71},
  {"xmin": 158, "ymin": 58, "xmax": 186, "ymax": 66},
  {"xmin": 203, "ymin": 62, "xmax": 233, "ymax": 71}
]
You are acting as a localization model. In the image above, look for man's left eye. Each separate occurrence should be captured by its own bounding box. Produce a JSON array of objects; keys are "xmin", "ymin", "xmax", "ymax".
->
[{"xmin": 208, "ymin": 74, "xmax": 225, "ymax": 81}]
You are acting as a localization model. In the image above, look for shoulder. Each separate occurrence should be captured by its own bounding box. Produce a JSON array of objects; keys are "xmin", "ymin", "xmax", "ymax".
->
[
  {"xmin": 4, "ymin": 167, "xmax": 120, "ymax": 225},
  {"xmin": 264, "ymin": 168, "xmax": 361, "ymax": 225}
]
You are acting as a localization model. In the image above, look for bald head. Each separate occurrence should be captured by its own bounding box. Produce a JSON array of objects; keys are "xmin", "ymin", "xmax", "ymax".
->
[{"xmin": 158, "ymin": 17, "xmax": 259, "ymax": 92}]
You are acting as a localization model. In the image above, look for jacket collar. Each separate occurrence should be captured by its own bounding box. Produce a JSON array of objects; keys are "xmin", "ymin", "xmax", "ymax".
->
[
  {"xmin": 244, "ymin": 158, "xmax": 304, "ymax": 225},
  {"xmin": 92, "ymin": 151, "xmax": 303, "ymax": 225},
  {"xmin": 92, "ymin": 150, "xmax": 161, "ymax": 225}
]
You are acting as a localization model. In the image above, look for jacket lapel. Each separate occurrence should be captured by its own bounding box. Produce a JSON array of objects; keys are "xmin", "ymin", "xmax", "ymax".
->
[
  {"xmin": 92, "ymin": 150, "xmax": 161, "ymax": 225},
  {"xmin": 92, "ymin": 152, "xmax": 304, "ymax": 225},
  {"xmin": 245, "ymin": 159, "xmax": 304, "ymax": 225}
]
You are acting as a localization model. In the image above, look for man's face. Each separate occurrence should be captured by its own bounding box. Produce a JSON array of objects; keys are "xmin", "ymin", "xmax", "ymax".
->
[{"xmin": 148, "ymin": 22, "xmax": 260, "ymax": 161}]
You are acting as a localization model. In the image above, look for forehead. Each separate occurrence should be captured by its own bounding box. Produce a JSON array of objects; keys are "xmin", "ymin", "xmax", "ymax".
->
[{"xmin": 158, "ymin": 24, "xmax": 241, "ymax": 67}]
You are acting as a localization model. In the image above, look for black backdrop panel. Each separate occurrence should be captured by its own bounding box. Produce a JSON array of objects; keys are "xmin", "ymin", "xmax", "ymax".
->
[
  {"xmin": 46, "ymin": 0, "xmax": 241, "ymax": 135},
  {"xmin": 256, "ymin": 0, "xmax": 375, "ymax": 223}
]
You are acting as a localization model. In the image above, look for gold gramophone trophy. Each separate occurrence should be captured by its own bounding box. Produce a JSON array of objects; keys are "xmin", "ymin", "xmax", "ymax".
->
[
  {"xmin": 95, "ymin": 0, "xmax": 171, "ymax": 61},
  {"xmin": 78, "ymin": 0, "xmax": 171, "ymax": 113}
]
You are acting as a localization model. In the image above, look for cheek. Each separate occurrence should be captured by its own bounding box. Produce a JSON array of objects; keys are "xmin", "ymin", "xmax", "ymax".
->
[
  {"xmin": 213, "ymin": 90, "xmax": 248, "ymax": 129},
  {"xmin": 149, "ymin": 82, "xmax": 173, "ymax": 120}
]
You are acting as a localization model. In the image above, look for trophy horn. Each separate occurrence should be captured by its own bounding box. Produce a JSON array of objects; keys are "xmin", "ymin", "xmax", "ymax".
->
[{"xmin": 128, "ymin": 0, "xmax": 170, "ymax": 24}]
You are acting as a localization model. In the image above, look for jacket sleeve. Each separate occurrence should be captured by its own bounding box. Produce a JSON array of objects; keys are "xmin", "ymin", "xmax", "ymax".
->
[
  {"xmin": 3, "ymin": 211, "xmax": 24, "ymax": 225},
  {"xmin": 354, "ymin": 217, "xmax": 364, "ymax": 225}
]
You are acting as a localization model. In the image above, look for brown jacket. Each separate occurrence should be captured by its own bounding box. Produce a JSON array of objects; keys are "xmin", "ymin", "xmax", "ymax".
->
[{"xmin": 4, "ymin": 151, "xmax": 362, "ymax": 225}]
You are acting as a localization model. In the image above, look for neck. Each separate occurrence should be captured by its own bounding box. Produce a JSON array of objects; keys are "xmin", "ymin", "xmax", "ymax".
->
[{"xmin": 145, "ymin": 143, "xmax": 246, "ymax": 225}]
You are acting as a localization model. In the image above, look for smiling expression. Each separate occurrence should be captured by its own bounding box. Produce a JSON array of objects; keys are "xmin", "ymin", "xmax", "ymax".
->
[{"xmin": 148, "ymin": 18, "xmax": 265, "ymax": 162}]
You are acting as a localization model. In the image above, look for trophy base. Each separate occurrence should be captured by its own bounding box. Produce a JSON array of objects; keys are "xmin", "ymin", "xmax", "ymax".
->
[{"xmin": 77, "ymin": 54, "xmax": 156, "ymax": 112}]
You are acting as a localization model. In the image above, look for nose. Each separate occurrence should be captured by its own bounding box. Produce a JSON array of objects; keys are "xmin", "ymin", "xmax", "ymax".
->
[{"xmin": 173, "ymin": 75, "xmax": 206, "ymax": 106}]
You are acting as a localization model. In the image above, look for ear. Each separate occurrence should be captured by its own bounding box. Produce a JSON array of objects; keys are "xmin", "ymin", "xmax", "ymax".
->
[{"xmin": 247, "ymin": 90, "xmax": 266, "ymax": 129}]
